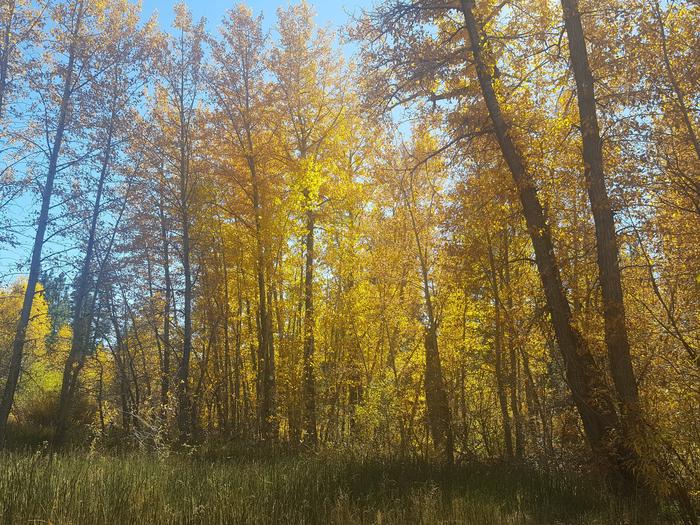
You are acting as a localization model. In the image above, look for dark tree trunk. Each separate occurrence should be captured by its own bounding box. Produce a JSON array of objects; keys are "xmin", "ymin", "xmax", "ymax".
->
[
  {"xmin": 562, "ymin": 2, "xmax": 697, "ymax": 517},
  {"xmin": 302, "ymin": 207, "xmax": 317, "ymax": 446},
  {"xmin": 503, "ymin": 230, "xmax": 524, "ymax": 459},
  {"xmin": 486, "ymin": 232, "xmax": 513, "ymax": 459},
  {"xmin": 54, "ymin": 107, "xmax": 115, "ymax": 445},
  {"xmin": 158, "ymin": 183, "xmax": 172, "ymax": 418},
  {"xmin": 177, "ymin": 188, "xmax": 193, "ymax": 438},
  {"xmin": 0, "ymin": 0, "xmax": 84, "ymax": 442},
  {"xmin": 176, "ymin": 109, "xmax": 193, "ymax": 438},
  {"xmin": 405, "ymin": 181, "xmax": 453, "ymax": 465},
  {"xmin": 423, "ymin": 321, "xmax": 454, "ymax": 465},
  {"xmin": 560, "ymin": 0, "xmax": 639, "ymax": 413},
  {"xmin": 459, "ymin": 0, "xmax": 634, "ymax": 489},
  {"xmin": 249, "ymin": 157, "xmax": 277, "ymax": 442}
]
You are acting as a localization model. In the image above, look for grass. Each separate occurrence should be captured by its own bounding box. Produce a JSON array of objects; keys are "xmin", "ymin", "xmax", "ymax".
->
[{"xmin": 0, "ymin": 449, "xmax": 675, "ymax": 524}]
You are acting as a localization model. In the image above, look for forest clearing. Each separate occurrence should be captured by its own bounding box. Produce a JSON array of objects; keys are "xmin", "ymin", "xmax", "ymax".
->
[{"xmin": 0, "ymin": 0, "xmax": 698, "ymax": 523}]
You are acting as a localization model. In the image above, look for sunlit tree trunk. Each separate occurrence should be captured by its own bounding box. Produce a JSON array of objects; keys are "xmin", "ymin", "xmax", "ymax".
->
[{"xmin": 219, "ymin": 226, "xmax": 232, "ymax": 431}]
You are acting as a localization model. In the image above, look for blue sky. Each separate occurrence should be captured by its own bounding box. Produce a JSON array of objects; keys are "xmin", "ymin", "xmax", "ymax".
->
[{"xmin": 140, "ymin": 0, "xmax": 373, "ymax": 34}]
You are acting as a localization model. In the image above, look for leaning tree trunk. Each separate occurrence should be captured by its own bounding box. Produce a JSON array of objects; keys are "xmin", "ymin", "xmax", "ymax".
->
[
  {"xmin": 0, "ymin": 1, "xmax": 84, "ymax": 441},
  {"xmin": 458, "ymin": 0, "xmax": 636, "ymax": 490},
  {"xmin": 56, "ymin": 176, "xmax": 129, "ymax": 446},
  {"xmin": 561, "ymin": 0, "xmax": 697, "ymax": 517},
  {"xmin": 560, "ymin": 0, "xmax": 639, "ymax": 415}
]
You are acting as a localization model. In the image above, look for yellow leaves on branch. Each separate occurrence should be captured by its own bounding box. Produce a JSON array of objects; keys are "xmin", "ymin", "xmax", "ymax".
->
[{"xmin": 296, "ymin": 157, "xmax": 324, "ymax": 211}]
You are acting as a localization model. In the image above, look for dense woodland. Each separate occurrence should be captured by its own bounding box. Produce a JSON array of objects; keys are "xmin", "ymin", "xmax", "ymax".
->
[{"xmin": 0, "ymin": 0, "xmax": 698, "ymax": 519}]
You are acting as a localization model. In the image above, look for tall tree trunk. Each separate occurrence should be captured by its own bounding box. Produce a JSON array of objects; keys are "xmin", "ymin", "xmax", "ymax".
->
[
  {"xmin": 158, "ymin": 182, "xmax": 172, "ymax": 418},
  {"xmin": 177, "ymin": 190, "xmax": 193, "ymax": 437},
  {"xmin": 560, "ymin": 0, "xmax": 639, "ymax": 414},
  {"xmin": 0, "ymin": 0, "xmax": 84, "ymax": 441},
  {"xmin": 0, "ymin": 0, "xmax": 16, "ymax": 121},
  {"xmin": 54, "ymin": 107, "xmax": 116, "ymax": 445},
  {"xmin": 234, "ymin": 266, "xmax": 245, "ymax": 432},
  {"xmin": 176, "ymin": 117, "xmax": 193, "ymax": 437},
  {"xmin": 458, "ymin": 0, "xmax": 633, "ymax": 489},
  {"xmin": 302, "ymin": 206, "xmax": 317, "ymax": 446},
  {"xmin": 486, "ymin": 231, "xmax": 513, "ymax": 459},
  {"xmin": 219, "ymin": 227, "xmax": 232, "ymax": 431},
  {"xmin": 503, "ymin": 230, "xmax": 524, "ymax": 459},
  {"xmin": 405, "ymin": 181, "xmax": 453, "ymax": 465},
  {"xmin": 249, "ymin": 157, "xmax": 277, "ymax": 442},
  {"xmin": 562, "ymin": 1, "xmax": 697, "ymax": 516},
  {"xmin": 423, "ymin": 319, "xmax": 453, "ymax": 465}
]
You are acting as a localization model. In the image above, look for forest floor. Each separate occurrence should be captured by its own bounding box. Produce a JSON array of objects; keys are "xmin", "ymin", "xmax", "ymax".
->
[{"xmin": 0, "ymin": 449, "xmax": 675, "ymax": 524}]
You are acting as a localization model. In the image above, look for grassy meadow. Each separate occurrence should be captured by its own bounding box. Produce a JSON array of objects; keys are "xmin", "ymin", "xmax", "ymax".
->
[{"xmin": 0, "ymin": 449, "xmax": 671, "ymax": 525}]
